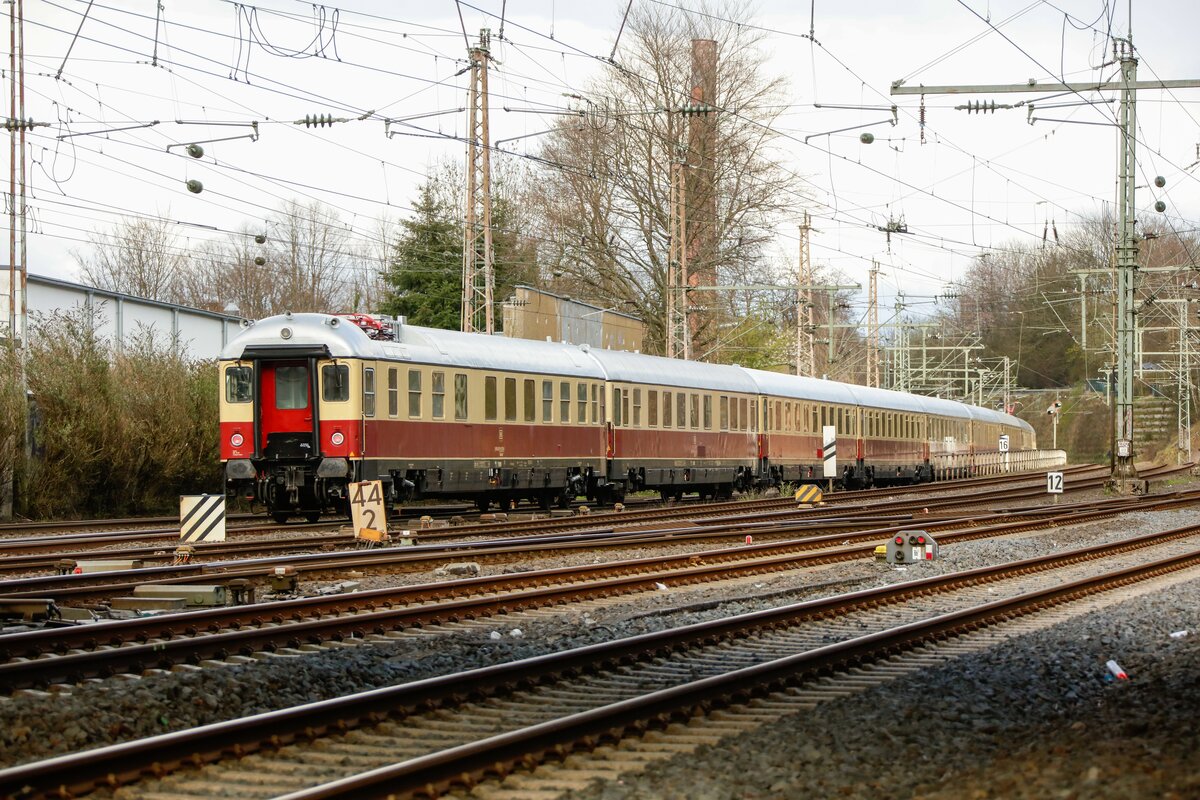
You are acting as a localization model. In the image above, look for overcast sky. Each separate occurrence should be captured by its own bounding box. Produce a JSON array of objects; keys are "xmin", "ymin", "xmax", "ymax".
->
[{"xmin": 8, "ymin": 0, "xmax": 1200, "ymax": 324}]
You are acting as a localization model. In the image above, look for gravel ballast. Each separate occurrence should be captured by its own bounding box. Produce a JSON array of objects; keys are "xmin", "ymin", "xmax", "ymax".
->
[{"xmin": 0, "ymin": 486, "xmax": 1196, "ymax": 800}]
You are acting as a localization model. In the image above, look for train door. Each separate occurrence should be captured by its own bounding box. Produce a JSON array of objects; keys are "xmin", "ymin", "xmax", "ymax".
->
[{"xmin": 259, "ymin": 360, "xmax": 317, "ymax": 459}]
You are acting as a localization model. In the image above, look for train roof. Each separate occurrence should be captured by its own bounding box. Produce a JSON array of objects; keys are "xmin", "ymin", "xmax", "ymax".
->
[
  {"xmin": 220, "ymin": 313, "xmax": 381, "ymax": 360},
  {"xmin": 388, "ymin": 324, "xmax": 604, "ymax": 379},
  {"xmin": 585, "ymin": 348, "xmax": 759, "ymax": 393},
  {"xmin": 222, "ymin": 315, "xmax": 1033, "ymax": 433}
]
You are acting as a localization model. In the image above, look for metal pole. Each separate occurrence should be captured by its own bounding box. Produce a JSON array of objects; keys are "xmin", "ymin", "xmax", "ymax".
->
[{"xmin": 1113, "ymin": 40, "xmax": 1138, "ymax": 486}]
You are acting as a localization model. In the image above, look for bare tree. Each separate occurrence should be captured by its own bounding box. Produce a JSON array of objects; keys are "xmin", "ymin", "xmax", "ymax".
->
[
  {"xmin": 268, "ymin": 199, "xmax": 353, "ymax": 312},
  {"xmin": 532, "ymin": 3, "xmax": 802, "ymax": 356},
  {"xmin": 74, "ymin": 214, "xmax": 188, "ymax": 302}
]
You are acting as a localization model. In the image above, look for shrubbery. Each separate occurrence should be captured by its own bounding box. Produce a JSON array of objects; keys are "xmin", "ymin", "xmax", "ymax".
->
[{"xmin": 1, "ymin": 308, "xmax": 218, "ymax": 519}]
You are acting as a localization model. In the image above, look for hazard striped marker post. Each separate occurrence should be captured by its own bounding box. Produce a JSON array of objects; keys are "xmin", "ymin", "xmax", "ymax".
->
[
  {"xmin": 794, "ymin": 485, "xmax": 823, "ymax": 505},
  {"xmin": 179, "ymin": 494, "xmax": 226, "ymax": 543},
  {"xmin": 822, "ymin": 425, "xmax": 837, "ymax": 491}
]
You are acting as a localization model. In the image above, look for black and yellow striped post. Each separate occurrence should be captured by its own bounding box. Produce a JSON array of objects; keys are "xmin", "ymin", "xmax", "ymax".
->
[{"xmin": 794, "ymin": 485, "xmax": 823, "ymax": 505}]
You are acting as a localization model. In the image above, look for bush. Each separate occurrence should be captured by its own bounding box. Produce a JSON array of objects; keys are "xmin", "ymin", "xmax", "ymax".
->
[{"xmin": 4, "ymin": 307, "xmax": 219, "ymax": 518}]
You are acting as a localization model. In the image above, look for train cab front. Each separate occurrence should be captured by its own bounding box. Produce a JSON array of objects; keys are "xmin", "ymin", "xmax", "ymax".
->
[{"xmin": 219, "ymin": 315, "xmax": 363, "ymax": 524}]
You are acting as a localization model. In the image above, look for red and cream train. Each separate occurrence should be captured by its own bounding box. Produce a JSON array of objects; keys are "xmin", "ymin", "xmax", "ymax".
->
[{"xmin": 219, "ymin": 313, "xmax": 1044, "ymax": 521}]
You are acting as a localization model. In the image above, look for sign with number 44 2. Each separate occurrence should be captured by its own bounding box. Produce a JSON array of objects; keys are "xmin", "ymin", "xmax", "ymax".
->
[
  {"xmin": 1046, "ymin": 472, "xmax": 1064, "ymax": 494},
  {"xmin": 349, "ymin": 480, "xmax": 387, "ymax": 538}
]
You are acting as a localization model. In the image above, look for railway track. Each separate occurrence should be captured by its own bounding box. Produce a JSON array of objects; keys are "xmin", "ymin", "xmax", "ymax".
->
[
  {"xmin": 1, "ymin": 516, "xmax": 1196, "ymax": 800},
  {"xmin": 0, "ymin": 463, "xmax": 1141, "ymax": 578},
  {"xmin": 0, "ymin": 468, "xmax": 1178, "ymax": 603},
  {"xmin": 1, "ymin": 485, "xmax": 1196, "ymax": 692}
]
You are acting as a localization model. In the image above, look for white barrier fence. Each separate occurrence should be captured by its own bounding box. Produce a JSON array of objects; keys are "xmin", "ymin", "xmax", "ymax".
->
[{"xmin": 932, "ymin": 449, "xmax": 1067, "ymax": 481}]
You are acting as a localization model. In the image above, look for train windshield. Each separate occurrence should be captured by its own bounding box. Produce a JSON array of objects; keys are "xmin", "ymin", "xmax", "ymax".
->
[{"xmin": 275, "ymin": 365, "xmax": 309, "ymax": 410}]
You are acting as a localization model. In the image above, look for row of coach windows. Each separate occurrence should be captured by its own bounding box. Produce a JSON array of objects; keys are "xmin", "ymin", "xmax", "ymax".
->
[
  {"xmin": 479, "ymin": 376, "xmax": 602, "ymax": 424},
  {"xmin": 348, "ymin": 366, "xmax": 1018, "ymax": 446},
  {"xmin": 611, "ymin": 388, "xmax": 732, "ymax": 431}
]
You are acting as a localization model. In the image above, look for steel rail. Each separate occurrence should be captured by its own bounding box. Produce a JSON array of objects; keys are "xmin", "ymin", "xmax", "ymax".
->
[
  {"xmin": 1, "ymin": 492, "xmax": 1196, "ymax": 691},
  {"xmin": 280, "ymin": 547, "xmax": 1200, "ymax": 800},
  {"xmin": 0, "ymin": 470, "xmax": 1131, "ymax": 599},
  {"xmin": 1, "ymin": 531, "xmax": 1197, "ymax": 799}
]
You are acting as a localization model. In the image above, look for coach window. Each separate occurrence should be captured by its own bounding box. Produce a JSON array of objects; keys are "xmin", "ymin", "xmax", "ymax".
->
[
  {"xmin": 560, "ymin": 381, "xmax": 571, "ymax": 423},
  {"xmin": 431, "ymin": 372, "xmax": 445, "ymax": 419},
  {"xmin": 318, "ymin": 364, "xmax": 347, "ymax": 403},
  {"xmin": 784, "ymin": 402, "xmax": 792, "ymax": 433},
  {"xmin": 521, "ymin": 379, "xmax": 533, "ymax": 422},
  {"xmin": 703, "ymin": 395, "xmax": 712, "ymax": 430},
  {"xmin": 690, "ymin": 394, "xmax": 699, "ymax": 429},
  {"xmin": 677, "ymin": 393, "xmax": 687, "ymax": 429},
  {"xmin": 613, "ymin": 388, "xmax": 623, "ymax": 426},
  {"xmin": 454, "ymin": 373, "xmax": 468, "ymax": 420},
  {"xmin": 386, "ymin": 369, "xmax": 397, "ymax": 417},
  {"xmin": 578, "ymin": 383, "xmax": 587, "ymax": 423},
  {"xmin": 739, "ymin": 398, "xmax": 748, "ymax": 431},
  {"xmin": 729, "ymin": 396, "xmax": 739, "ymax": 430},
  {"xmin": 505, "ymin": 377, "xmax": 518, "ymax": 421},
  {"xmin": 361, "ymin": 367, "xmax": 375, "ymax": 417},
  {"xmin": 622, "ymin": 388, "xmax": 631, "ymax": 426},
  {"xmin": 633, "ymin": 388, "xmax": 642, "ymax": 426},
  {"xmin": 408, "ymin": 369, "xmax": 423, "ymax": 418},
  {"xmin": 485, "ymin": 376, "xmax": 498, "ymax": 421},
  {"xmin": 597, "ymin": 383, "xmax": 605, "ymax": 423},
  {"xmin": 648, "ymin": 390, "xmax": 659, "ymax": 427},
  {"xmin": 720, "ymin": 396, "xmax": 729, "ymax": 430},
  {"xmin": 405, "ymin": 369, "xmax": 419, "ymax": 418},
  {"xmin": 542, "ymin": 380, "xmax": 553, "ymax": 423}
]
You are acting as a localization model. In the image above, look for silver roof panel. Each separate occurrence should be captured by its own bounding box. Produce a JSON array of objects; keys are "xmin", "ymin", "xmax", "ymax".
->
[
  {"xmin": 220, "ymin": 313, "xmax": 383, "ymax": 360},
  {"xmin": 585, "ymin": 348, "xmax": 760, "ymax": 393}
]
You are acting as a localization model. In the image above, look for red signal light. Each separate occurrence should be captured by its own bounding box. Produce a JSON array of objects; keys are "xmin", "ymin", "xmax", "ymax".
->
[
  {"xmin": 894, "ymin": 536, "xmax": 903, "ymax": 544},
  {"xmin": 917, "ymin": 536, "xmax": 926, "ymax": 544}
]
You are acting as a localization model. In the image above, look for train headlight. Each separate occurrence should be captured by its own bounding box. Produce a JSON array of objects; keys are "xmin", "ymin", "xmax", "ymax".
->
[
  {"xmin": 331, "ymin": 431, "xmax": 345, "ymax": 446},
  {"xmin": 230, "ymin": 432, "xmax": 244, "ymax": 448}
]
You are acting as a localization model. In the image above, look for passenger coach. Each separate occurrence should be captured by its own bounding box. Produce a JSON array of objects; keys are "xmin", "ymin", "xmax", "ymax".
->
[{"xmin": 219, "ymin": 313, "xmax": 1040, "ymax": 521}]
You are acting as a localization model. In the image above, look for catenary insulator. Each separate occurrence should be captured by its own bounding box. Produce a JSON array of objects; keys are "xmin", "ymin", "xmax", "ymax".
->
[
  {"xmin": 255, "ymin": 234, "xmax": 267, "ymax": 244},
  {"xmin": 860, "ymin": 132, "xmax": 875, "ymax": 144},
  {"xmin": 1154, "ymin": 175, "xmax": 1166, "ymax": 188},
  {"xmin": 186, "ymin": 144, "xmax": 204, "ymax": 159},
  {"xmin": 1155, "ymin": 200, "xmax": 1167, "ymax": 213},
  {"xmin": 186, "ymin": 179, "xmax": 203, "ymax": 194},
  {"xmin": 254, "ymin": 256, "xmax": 266, "ymax": 266}
]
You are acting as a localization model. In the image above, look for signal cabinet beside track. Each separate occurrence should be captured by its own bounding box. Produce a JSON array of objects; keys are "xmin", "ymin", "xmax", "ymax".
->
[{"xmin": 218, "ymin": 314, "xmax": 1040, "ymax": 522}]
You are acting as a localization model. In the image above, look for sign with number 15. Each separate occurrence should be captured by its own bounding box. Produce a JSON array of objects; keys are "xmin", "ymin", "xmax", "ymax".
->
[{"xmin": 349, "ymin": 480, "xmax": 387, "ymax": 538}]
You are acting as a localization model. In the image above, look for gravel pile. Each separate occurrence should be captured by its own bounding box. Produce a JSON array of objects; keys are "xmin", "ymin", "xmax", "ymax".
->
[{"xmin": 0, "ymin": 486, "xmax": 1196, "ymax": 800}]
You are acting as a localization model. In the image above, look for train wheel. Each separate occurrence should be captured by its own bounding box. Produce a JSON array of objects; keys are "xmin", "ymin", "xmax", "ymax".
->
[
  {"xmin": 272, "ymin": 512, "xmax": 290, "ymax": 525},
  {"xmin": 304, "ymin": 512, "xmax": 321, "ymax": 523},
  {"xmin": 556, "ymin": 492, "xmax": 571, "ymax": 509},
  {"xmin": 476, "ymin": 497, "xmax": 490, "ymax": 512},
  {"xmin": 537, "ymin": 492, "xmax": 552, "ymax": 511}
]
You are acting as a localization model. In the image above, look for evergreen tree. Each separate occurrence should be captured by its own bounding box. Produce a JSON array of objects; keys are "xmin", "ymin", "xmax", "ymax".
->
[
  {"xmin": 380, "ymin": 182, "xmax": 463, "ymax": 330},
  {"xmin": 382, "ymin": 170, "xmax": 538, "ymax": 331}
]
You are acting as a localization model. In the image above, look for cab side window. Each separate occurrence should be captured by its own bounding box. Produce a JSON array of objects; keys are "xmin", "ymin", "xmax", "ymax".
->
[
  {"xmin": 225, "ymin": 367, "xmax": 252, "ymax": 402},
  {"xmin": 226, "ymin": 366, "xmax": 253, "ymax": 403}
]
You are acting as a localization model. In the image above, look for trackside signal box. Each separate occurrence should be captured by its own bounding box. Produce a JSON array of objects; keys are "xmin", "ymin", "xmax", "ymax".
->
[{"xmin": 885, "ymin": 531, "xmax": 939, "ymax": 564}]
